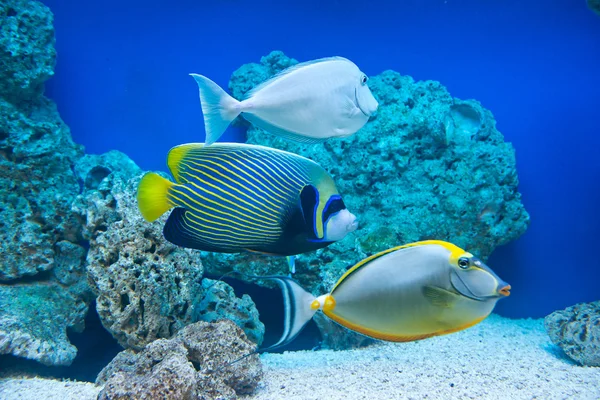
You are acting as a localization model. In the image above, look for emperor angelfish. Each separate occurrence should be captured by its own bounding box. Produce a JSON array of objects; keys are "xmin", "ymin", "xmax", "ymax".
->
[
  {"xmin": 259, "ymin": 241, "xmax": 511, "ymax": 351},
  {"xmin": 136, "ymin": 143, "xmax": 358, "ymax": 256},
  {"xmin": 190, "ymin": 56, "xmax": 379, "ymax": 146}
]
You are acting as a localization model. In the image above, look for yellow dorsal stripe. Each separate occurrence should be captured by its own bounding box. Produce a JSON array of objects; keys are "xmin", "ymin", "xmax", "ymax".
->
[
  {"xmin": 179, "ymin": 217, "xmax": 275, "ymax": 248},
  {"xmin": 186, "ymin": 181, "xmax": 280, "ymax": 224},
  {"xmin": 168, "ymin": 190, "xmax": 280, "ymax": 233},
  {"xmin": 238, "ymin": 150, "xmax": 309, "ymax": 188},
  {"xmin": 184, "ymin": 157, "xmax": 289, "ymax": 204},
  {"xmin": 177, "ymin": 185, "xmax": 278, "ymax": 225},
  {"xmin": 183, "ymin": 205, "xmax": 282, "ymax": 238},
  {"xmin": 167, "ymin": 143, "xmax": 203, "ymax": 183},
  {"xmin": 195, "ymin": 152, "xmax": 297, "ymax": 199},
  {"xmin": 180, "ymin": 170, "xmax": 282, "ymax": 216},
  {"xmin": 331, "ymin": 240, "xmax": 467, "ymax": 293},
  {"xmin": 182, "ymin": 214, "xmax": 279, "ymax": 243},
  {"xmin": 178, "ymin": 162, "xmax": 285, "ymax": 211}
]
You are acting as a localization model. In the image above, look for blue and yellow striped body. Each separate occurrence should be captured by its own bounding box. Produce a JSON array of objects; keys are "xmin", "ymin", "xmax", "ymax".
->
[{"xmin": 139, "ymin": 143, "xmax": 345, "ymax": 256}]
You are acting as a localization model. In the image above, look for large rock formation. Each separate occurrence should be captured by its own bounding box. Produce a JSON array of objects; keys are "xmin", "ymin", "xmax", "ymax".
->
[
  {"xmin": 97, "ymin": 320, "xmax": 263, "ymax": 400},
  {"xmin": 202, "ymin": 51, "xmax": 530, "ymax": 348},
  {"xmin": 0, "ymin": 0, "xmax": 265, "ymax": 367},
  {"xmin": 76, "ymin": 171, "xmax": 265, "ymax": 350},
  {"xmin": 0, "ymin": 0, "xmax": 92, "ymax": 366},
  {"xmin": 545, "ymin": 301, "xmax": 600, "ymax": 367}
]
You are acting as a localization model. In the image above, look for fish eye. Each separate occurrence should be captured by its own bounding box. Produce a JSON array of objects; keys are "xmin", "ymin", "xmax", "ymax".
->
[
  {"xmin": 458, "ymin": 257, "xmax": 470, "ymax": 269},
  {"xmin": 361, "ymin": 75, "xmax": 368, "ymax": 85}
]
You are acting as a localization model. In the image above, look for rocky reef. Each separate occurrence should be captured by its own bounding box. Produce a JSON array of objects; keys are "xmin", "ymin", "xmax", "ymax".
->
[
  {"xmin": 545, "ymin": 301, "xmax": 600, "ymax": 367},
  {"xmin": 0, "ymin": 0, "xmax": 92, "ymax": 367},
  {"xmin": 97, "ymin": 319, "xmax": 262, "ymax": 400},
  {"xmin": 0, "ymin": 0, "xmax": 264, "ymax": 370},
  {"xmin": 76, "ymin": 170, "xmax": 264, "ymax": 350},
  {"xmin": 201, "ymin": 51, "xmax": 530, "ymax": 349}
]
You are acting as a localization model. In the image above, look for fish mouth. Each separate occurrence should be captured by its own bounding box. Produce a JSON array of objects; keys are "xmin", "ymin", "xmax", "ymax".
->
[
  {"xmin": 347, "ymin": 219, "xmax": 358, "ymax": 233},
  {"xmin": 355, "ymin": 88, "xmax": 371, "ymax": 117},
  {"xmin": 498, "ymin": 285, "xmax": 511, "ymax": 297}
]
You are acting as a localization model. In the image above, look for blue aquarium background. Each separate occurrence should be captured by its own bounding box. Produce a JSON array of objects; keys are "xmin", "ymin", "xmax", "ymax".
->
[{"xmin": 41, "ymin": 0, "xmax": 600, "ymax": 320}]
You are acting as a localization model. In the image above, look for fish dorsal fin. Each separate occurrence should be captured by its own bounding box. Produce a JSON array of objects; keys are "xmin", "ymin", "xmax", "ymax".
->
[
  {"xmin": 331, "ymin": 240, "xmax": 466, "ymax": 293},
  {"xmin": 167, "ymin": 143, "xmax": 205, "ymax": 183},
  {"xmin": 243, "ymin": 56, "xmax": 352, "ymax": 100}
]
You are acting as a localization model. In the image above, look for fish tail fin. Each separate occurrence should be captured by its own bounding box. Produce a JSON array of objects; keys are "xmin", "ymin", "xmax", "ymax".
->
[
  {"xmin": 190, "ymin": 73, "xmax": 241, "ymax": 146},
  {"xmin": 137, "ymin": 172, "xmax": 175, "ymax": 222},
  {"xmin": 252, "ymin": 275, "xmax": 319, "ymax": 352}
]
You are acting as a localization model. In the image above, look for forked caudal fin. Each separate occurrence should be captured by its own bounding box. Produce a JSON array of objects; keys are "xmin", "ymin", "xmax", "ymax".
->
[
  {"xmin": 258, "ymin": 275, "xmax": 319, "ymax": 352},
  {"xmin": 190, "ymin": 74, "xmax": 241, "ymax": 146},
  {"xmin": 205, "ymin": 274, "xmax": 320, "ymax": 374},
  {"xmin": 240, "ymin": 275, "xmax": 319, "ymax": 353}
]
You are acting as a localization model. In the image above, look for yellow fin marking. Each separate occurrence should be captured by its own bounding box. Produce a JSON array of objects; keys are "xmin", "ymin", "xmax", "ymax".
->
[
  {"xmin": 167, "ymin": 143, "xmax": 205, "ymax": 183},
  {"xmin": 137, "ymin": 172, "xmax": 175, "ymax": 222},
  {"xmin": 323, "ymin": 295, "xmax": 336, "ymax": 313},
  {"xmin": 323, "ymin": 309, "xmax": 489, "ymax": 342},
  {"xmin": 331, "ymin": 240, "xmax": 467, "ymax": 293}
]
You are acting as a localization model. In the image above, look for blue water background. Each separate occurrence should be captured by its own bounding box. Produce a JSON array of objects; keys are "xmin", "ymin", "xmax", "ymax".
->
[{"xmin": 42, "ymin": 0, "xmax": 600, "ymax": 319}]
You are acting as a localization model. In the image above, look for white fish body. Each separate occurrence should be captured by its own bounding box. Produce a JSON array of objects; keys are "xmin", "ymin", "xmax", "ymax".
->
[{"xmin": 191, "ymin": 57, "xmax": 379, "ymax": 145}]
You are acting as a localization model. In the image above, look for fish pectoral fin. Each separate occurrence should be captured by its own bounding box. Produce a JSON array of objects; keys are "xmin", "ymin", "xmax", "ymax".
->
[
  {"xmin": 341, "ymin": 94, "xmax": 361, "ymax": 118},
  {"xmin": 242, "ymin": 113, "xmax": 325, "ymax": 144},
  {"xmin": 422, "ymin": 286, "xmax": 461, "ymax": 308}
]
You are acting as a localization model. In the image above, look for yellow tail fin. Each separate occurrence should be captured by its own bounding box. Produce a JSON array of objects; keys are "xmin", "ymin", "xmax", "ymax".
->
[{"xmin": 137, "ymin": 172, "xmax": 175, "ymax": 222}]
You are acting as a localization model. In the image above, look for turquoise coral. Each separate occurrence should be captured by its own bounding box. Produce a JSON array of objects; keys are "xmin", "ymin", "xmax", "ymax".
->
[{"xmin": 0, "ymin": 0, "xmax": 56, "ymax": 104}]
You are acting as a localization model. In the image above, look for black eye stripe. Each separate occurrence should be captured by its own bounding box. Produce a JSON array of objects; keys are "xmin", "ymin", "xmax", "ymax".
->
[{"xmin": 323, "ymin": 196, "xmax": 345, "ymax": 223}]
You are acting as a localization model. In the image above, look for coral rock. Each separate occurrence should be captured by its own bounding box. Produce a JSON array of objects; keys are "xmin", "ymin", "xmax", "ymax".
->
[
  {"xmin": 0, "ymin": 0, "xmax": 56, "ymax": 104},
  {"xmin": 0, "ymin": 0, "xmax": 93, "ymax": 366},
  {"xmin": 98, "ymin": 339, "xmax": 197, "ymax": 400},
  {"xmin": 545, "ymin": 301, "xmax": 600, "ymax": 366},
  {"xmin": 79, "ymin": 173, "xmax": 264, "ymax": 350},
  {"xmin": 97, "ymin": 320, "xmax": 263, "ymax": 400}
]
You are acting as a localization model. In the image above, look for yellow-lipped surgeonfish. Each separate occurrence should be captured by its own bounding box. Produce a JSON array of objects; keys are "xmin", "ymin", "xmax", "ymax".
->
[
  {"xmin": 259, "ymin": 240, "xmax": 511, "ymax": 351},
  {"xmin": 136, "ymin": 143, "xmax": 358, "ymax": 257}
]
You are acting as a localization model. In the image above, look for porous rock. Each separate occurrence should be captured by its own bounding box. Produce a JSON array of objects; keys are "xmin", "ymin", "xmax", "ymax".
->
[
  {"xmin": 196, "ymin": 278, "xmax": 264, "ymax": 345},
  {"xmin": 544, "ymin": 301, "xmax": 600, "ymax": 366},
  {"xmin": 0, "ymin": 0, "xmax": 93, "ymax": 366},
  {"xmin": 78, "ymin": 172, "xmax": 264, "ymax": 350},
  {"xmin": 97, "ymin": 320, "xmax": 263, "ymax": 400},
  {"xmin": 98, "ymin": 339, "xmax": 197, "ymax": 400},
  {"xmin": 0, "ymin": 0, "xmax": 56, "ymax": 104},
  {"xmin": 204, "ymin": 51, "xmax": 530, "ymax": 349}
]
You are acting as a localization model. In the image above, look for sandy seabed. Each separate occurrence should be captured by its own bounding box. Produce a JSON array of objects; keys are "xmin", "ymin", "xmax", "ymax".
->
[{"xmin": 1, "ymin": 315, "xmax": 598, "ymax": 400}]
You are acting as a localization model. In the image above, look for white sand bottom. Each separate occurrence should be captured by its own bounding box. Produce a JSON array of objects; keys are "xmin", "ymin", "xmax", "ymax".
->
[
  {"xmin": 252, "ymin": 315, "xmax": 600, "ymax": 400},
  {"xmin": 0, "ymin": 378, "xmax": 101, "ymax": 400},
  {"xmin": 0, "ymin": 315, "xmax": 598, "ymax": 400}
]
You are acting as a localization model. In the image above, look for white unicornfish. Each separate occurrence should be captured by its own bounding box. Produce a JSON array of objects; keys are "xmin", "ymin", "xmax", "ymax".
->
[
  {"xmin": 190, "ymin": 57, "xmax": 379, "ymax": 146},
  {"xmin": 259, "ymin": 240, "xmax": 511, "ymax": 351}
]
